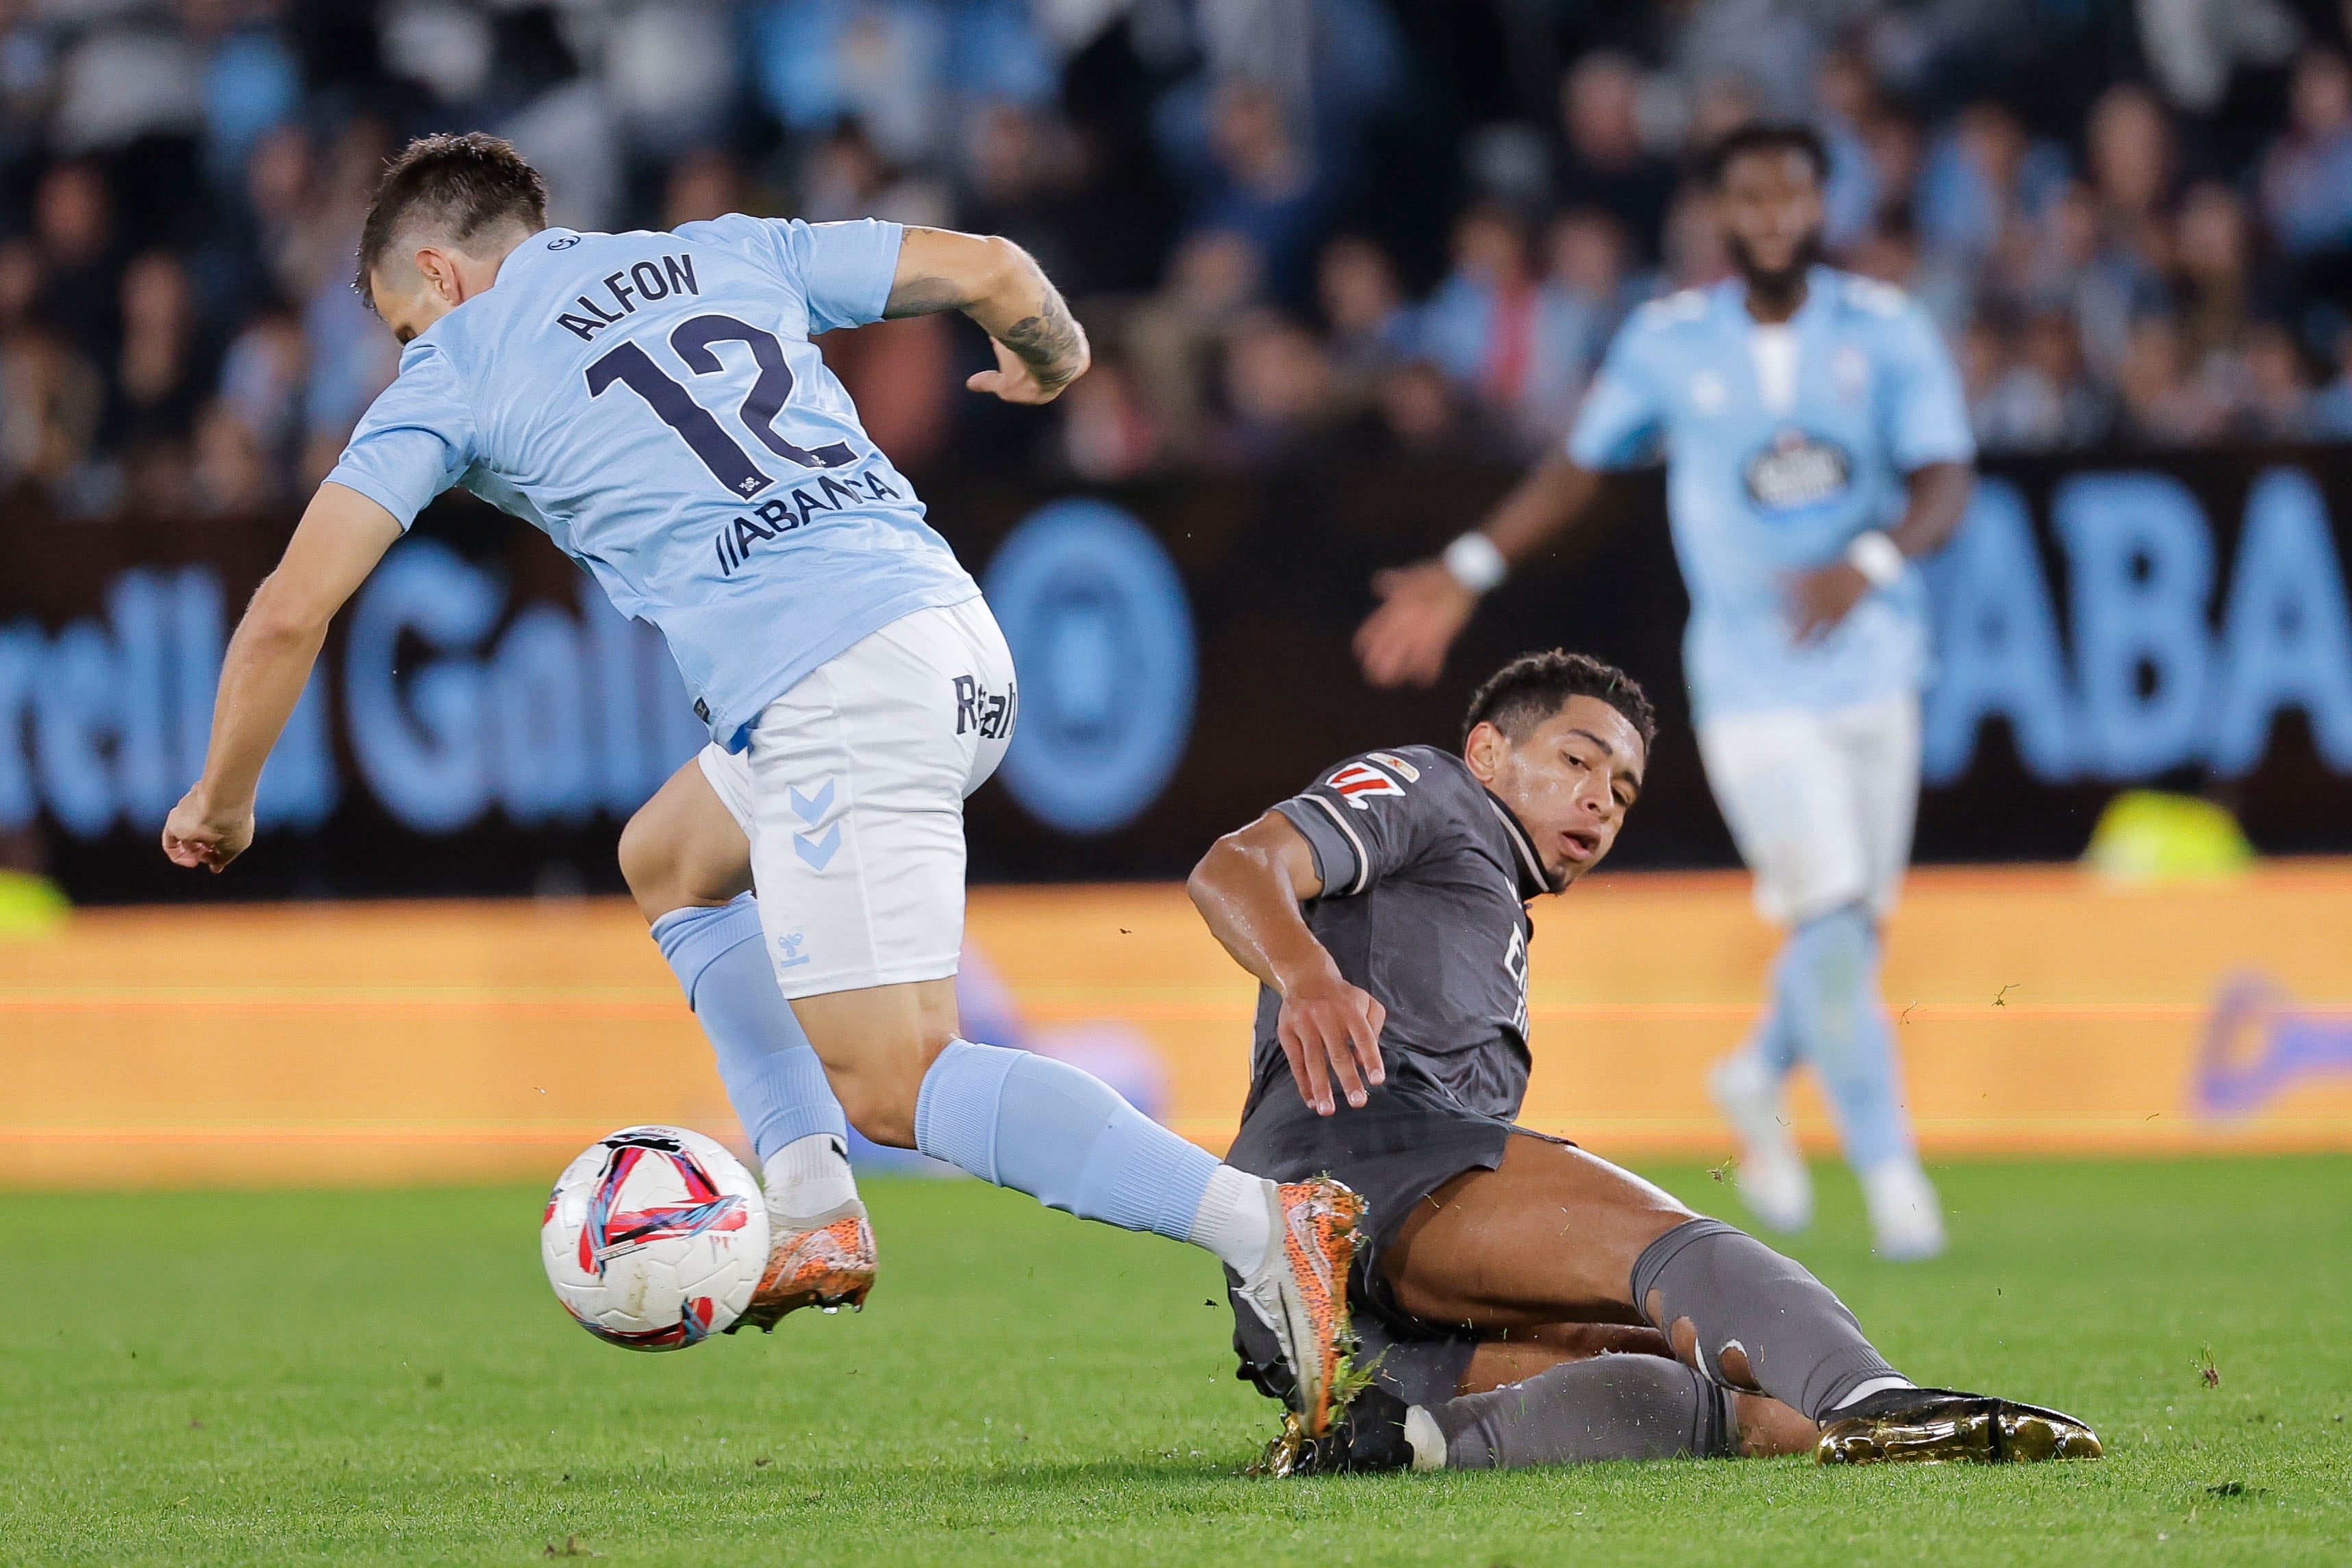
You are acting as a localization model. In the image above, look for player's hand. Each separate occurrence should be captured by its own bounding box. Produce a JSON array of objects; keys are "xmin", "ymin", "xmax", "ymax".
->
[
  {"xmin": 966, "ymin": 338, "xmax": 1079, "ymax": 405},
  {"xmin": 1275, "ymin": 964, "xmax": 1388, "ymax": 1116},
  {"xmin": 1790, "ymin": 561, "xmax": 1870, "ymax": 642},
  {"xmin": 162, "ymin": 783, "xmax": 254, "ymax": 874},
  {"xmin": 1354, "ymin": 560, "xmax": 1477, "ymax": 688}
]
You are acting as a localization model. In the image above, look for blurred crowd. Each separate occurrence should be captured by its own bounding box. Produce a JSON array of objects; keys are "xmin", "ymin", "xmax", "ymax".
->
[{"xmin": 5, "ymin": 0, "xmax": 2352, "ymax": 520}]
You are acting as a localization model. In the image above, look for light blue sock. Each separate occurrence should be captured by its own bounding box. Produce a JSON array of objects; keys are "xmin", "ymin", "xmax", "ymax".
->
[
  {"xmin": 651, "ymin": 894, "xmax": 847, "ymax": 1163},
  {"xmin": 1778, "ymin": 906, "xmax": 1914, "ymax": 1171},
  {"xmin": 1743, "ymin": 944, "xmax": 1803, "ymax": 1080},
  {"xmin": 912, "ymin": 1039, "xmax": 1218, "ymax": 1242}
]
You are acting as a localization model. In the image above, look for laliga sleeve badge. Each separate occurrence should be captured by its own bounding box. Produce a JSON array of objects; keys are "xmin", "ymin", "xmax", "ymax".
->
[{"xmin": 1328, "ymin": 761, "xmax": 1406, "ymax": 809}]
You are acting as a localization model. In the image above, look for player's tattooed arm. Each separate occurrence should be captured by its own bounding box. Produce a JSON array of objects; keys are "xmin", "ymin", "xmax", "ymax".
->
[
  {"xmin": 885, "ymin": 227, "xmax": 1088, "ymax": 404},
  {"xmin": 992, "ymin": 279, "xmax": 1087, "ymax": 396}
]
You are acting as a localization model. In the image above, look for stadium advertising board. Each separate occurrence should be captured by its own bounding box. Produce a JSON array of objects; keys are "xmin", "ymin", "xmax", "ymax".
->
[{"xmin": 4, "ymin": 446, "xmax": 2352, "ymax": 898}]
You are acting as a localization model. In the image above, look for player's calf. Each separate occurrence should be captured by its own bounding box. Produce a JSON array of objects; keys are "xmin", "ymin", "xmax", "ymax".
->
[
  {"xmin": 1262, "ymin": 1355, "xmax": 1817, "ymax": 1476},
  {"xmin": 790, "ymin": 979, "xmax": 964, "ymax": 1149},
  {"xmin": 1634, "ymin": 1217, "xmax": 2101, "ymax": 1464}
]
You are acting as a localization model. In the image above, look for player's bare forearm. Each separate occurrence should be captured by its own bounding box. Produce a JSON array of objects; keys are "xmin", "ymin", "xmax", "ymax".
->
[
  {"xmin": 1888, "ymin": 460, "xmax": 1973, "ymax": 557},
  {"xmin": 1483, "ymin": 453, "xmax": 1605, "ymax": 567},
  {"xmin": 202, "ymin": 604, "xmax": 325, "ymax": 805},
  {"xmin": 1356, "ymin": 455, "xmax": 1605, "ymax": 687},
  {"xmin": 162, "ymin": 483, "xmax": 403, "ymax": 872},
  {"xmin": 1189, "ymin": 811, "xmax": 1388, "ymax": 1113},
  {"xmin": 884, "ymin": 227, "xmax": 1088, "ymax": 403}
]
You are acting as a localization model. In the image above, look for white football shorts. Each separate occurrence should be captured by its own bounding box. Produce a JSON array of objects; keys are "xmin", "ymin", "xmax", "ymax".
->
[
  {"xmin": 696, "ymin": 596, "xmax": 1016, "ymax": 999},
  {"xmin": 1695, "ymin": 692, "xmax": 1920, "ymax": 927}
]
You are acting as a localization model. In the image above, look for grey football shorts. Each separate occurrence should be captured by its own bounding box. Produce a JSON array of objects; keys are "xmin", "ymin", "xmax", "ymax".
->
[{"xmin": 1220, "ymin": 1051, "xmax": 1570, "ymax": 1407}]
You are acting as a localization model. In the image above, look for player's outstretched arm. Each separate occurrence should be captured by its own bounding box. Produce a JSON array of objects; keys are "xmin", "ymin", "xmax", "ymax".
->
[
  {"xmin": 1188, "ymin": 811, "xmax": 1388, "ymax": 1116},
  {"xmin": 161, "ymin": 483, "xmax": 404, "ymax": 872},
  {"xmin": 883, "ymin": 227, "xmax": 1089, "ymax": 406},
  {"xmin": 1354, "ymin": 454, "xmax": 1604, "ymax": 689}
]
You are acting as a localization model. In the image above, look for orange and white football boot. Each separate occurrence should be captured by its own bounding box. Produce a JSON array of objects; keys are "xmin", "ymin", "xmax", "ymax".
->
[
  {"xmin": 1232, "ymin": 1176, "xmax": 1365, "ymax": 1437},
  {"xmin": 727, "ymin": 1200, "xmax": 876, "ymax": 1333}
]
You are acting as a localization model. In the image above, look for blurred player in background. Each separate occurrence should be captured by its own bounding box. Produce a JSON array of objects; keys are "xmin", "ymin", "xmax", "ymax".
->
[
  {"xmin": 1354, "ymin": 124, "xmax": 1974, "ymax": 1260},
  {"xmin": 160, "ymin": 133, "xmax": 1365, "ymax": 1437},
  {"xmin": 1189, "ymin": 650, "xmax": 2096, "ymax": 1471}
]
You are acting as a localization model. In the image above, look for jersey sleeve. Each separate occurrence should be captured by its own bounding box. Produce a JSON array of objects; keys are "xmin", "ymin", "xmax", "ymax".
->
[
  {"xmin": 781, "ymin": 218, "xmax": 905, "ymax": 332},
  {"xmin": 323, "ymin": 342, "xmax": 477, "ymax": 531},
  {"xmin": 1566, "ymin": 318, "xmax": 1668, "ymax": 470},
  {"xmin": 1272, "ymin": 753, "xmax": 1448, "ymax": 899},
  {"xmin": 683, "ymin": 214, "xmax": 905, "ymax": 334},
  {"xmin": 1879, "ymin": 301, "xmax": 1975, "ymax": 471}
]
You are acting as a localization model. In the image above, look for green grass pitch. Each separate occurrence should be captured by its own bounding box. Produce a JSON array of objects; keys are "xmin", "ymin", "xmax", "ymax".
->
[{"xmin": 7, "ymin": 1156, "xmax": 2349, "ymax": 1566}]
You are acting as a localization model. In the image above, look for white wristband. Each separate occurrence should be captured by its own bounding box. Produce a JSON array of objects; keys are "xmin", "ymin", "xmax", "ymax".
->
[
  {"xmin": 1443, "ymin": 532, "xmax": 1508, "ymax": 594},
  {"xmin": 1845, "ymin": 530, "xmax": 1905, "ymax": 590}
]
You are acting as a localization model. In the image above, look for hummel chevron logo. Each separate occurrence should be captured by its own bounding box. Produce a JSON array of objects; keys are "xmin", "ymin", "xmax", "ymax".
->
[
  {"xmin": 793, "ymin": 825, "xmax": 842, "ymax": 870},
  {"xmin": 790, "ymin": 779, "xmax": 836, "ymax": 824}
]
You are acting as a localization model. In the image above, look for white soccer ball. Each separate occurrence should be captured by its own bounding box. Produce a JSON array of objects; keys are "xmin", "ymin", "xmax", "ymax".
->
[{"xmin": 541, "ymin": 1125, "xmax": 770, "ymax": 1350}]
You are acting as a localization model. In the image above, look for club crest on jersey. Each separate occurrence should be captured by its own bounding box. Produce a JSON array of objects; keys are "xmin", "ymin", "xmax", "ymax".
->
[
  {"xmin": 1743, "ymin": 429, "xmax": 1853, "ymax": 514},
  {"xmin": 1328, "ymin": 760, "xmax": 1406, "ymax": 809}
]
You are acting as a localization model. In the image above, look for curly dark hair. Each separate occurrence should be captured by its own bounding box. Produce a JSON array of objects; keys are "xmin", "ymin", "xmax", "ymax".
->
[
  {"xmin": 1703, "ymin": 121, "xmax": 1830, "ymax": 188},
  {"xmin": 1462, "ymin": 650, "xmax": 1657, "ymax": 751},
  {"xmin": 355, "ymin": 132, "xmax": 549, "ymax": 301}
]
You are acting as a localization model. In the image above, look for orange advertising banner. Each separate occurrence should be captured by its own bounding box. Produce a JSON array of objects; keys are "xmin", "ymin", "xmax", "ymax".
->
[{"xmin": 4, "ymin": 864, "xmax": 2350, "ymax": 1188}]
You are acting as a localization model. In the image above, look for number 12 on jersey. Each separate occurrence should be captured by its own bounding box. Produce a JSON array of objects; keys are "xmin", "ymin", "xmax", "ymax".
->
[{"xmin": 586, "ymin": 314, "xmax": 855, "ymax": 498}]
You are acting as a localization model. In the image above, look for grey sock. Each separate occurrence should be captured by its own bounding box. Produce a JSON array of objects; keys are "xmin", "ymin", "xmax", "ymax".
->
[
  {"xmin": 1429, "ymin": 1354, "xmax": 1736, "ymax": 1469},
  {"xmin": 1630, "ymin": 1217, "xmax": 1900, "ymax": 1421}
]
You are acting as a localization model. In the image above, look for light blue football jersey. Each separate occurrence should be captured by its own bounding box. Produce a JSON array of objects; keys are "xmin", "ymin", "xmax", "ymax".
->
[
  {"xmin": 327, "ymin": 217, "xmax": 978, "ymax": 750},
  {"xmin": 1567, "ymin": 266, "xmax": 1973, "ymax": 719}
]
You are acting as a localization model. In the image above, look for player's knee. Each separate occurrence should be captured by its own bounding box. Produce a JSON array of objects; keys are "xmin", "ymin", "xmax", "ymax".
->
[{"xmin": 616, "ymin": 809, "xmax": 682, "ymax": 922}]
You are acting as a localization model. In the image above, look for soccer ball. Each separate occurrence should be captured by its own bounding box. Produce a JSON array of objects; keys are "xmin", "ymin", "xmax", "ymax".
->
[{"xmin": 542, "ymin": 1125, "xmax": 770, "ymax": 1350}]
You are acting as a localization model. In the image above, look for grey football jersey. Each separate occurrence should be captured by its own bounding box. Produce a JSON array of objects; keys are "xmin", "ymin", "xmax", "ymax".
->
[{"xmin": 1255, "ymin": 744, "xmax": 1553, "ymax": 1121}]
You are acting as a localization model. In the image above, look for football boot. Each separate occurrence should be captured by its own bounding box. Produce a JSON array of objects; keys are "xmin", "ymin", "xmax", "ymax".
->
[
  {"xmin": 1232, "ymin": 1176, "xmax": 1365, "ymax": 1437},
  {"xmin": 727, "ymin": 1199, "xmax": 875, "ymax": 1332},
  {"xmin": 1255, "ymin": 1386, "xmax": 1422, "ymax": 1477},
  {"xmin": 1815, "ymin": 1386, "xmax": 2102, "ymax": 1464}
]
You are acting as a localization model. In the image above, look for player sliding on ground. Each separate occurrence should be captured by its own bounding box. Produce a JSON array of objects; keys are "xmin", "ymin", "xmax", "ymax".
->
[
  {"xmin": 160, "ymin": 132, "xmax": 1364, "ymax": 1438},
  {"xmin": 1188, "ymin": 650, "xmax": 2101, "ymax": 1471},
  {"xmin": 1356, "ymin": 123, "xmax": 1973, "ymax": 1259}
]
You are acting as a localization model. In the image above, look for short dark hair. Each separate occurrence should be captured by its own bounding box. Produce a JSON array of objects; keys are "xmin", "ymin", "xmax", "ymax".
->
[
  {"xmin": 1463, "ymin": 650, "xmax": 1657, "ymax": 751},
  {"xmin": 1704, "ymin": 121, "xmax": 1830, "ymax": 188},
  {"xmin": 355, "ymin": 132, "xmax": 548, "ymax": 300}
]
